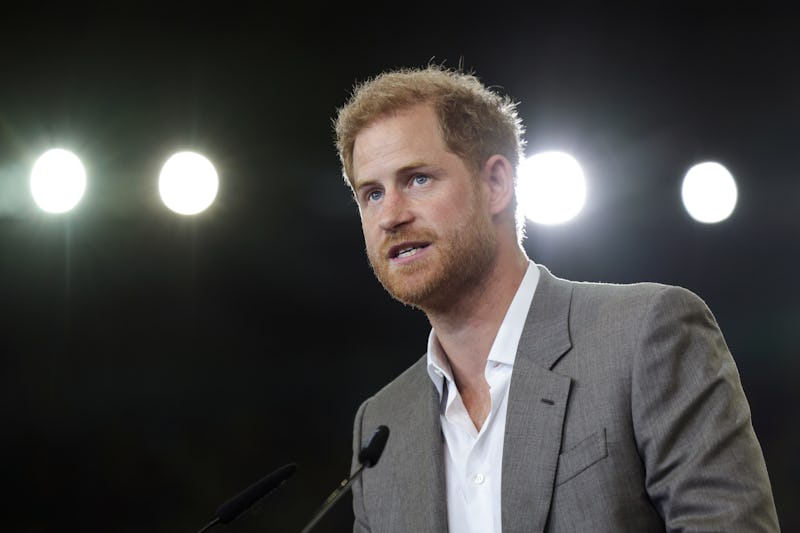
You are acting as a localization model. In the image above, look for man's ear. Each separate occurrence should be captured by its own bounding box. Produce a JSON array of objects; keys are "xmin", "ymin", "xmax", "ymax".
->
[{"xmin": 482, "ymin": 155, "xmax": 515, "ymax": 216}]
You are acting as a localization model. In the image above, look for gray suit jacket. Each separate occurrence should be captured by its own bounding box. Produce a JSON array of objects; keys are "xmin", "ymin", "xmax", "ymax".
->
[{"xmin": 351, "ymin": 266, "xmax": 779, "ymax": 532}]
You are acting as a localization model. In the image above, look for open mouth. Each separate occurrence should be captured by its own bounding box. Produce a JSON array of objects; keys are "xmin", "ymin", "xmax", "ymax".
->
[{"xmin": 388, "ymin": 242, "xmax": 430, "ymax": 259}]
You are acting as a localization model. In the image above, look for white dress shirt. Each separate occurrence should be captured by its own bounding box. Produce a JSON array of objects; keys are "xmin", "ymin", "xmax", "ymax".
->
[{"xmin": 426, "ymin": 261, "xmax": 540, "ymax": 533}]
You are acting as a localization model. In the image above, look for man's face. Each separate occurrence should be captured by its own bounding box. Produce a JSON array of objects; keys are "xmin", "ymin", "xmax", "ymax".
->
[{"xmin": 350, "ymin": 104, "xmax": 496, "ymax": 311}]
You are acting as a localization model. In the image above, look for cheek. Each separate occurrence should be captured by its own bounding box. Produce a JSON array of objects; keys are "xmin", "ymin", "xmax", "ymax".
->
[
  {"xmin": 361, "ymin": 223, "xmax": 380, "ymax": 251},
  {"xmin": 432, "ymin": 203, "xmax": 462, "ymax": 227},
  {"xmin": 360, "ymin": 206, "xmax": 384, "ymax": 233}
]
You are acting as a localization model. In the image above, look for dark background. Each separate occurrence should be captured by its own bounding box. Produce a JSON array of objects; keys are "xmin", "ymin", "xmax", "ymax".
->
[{"xmin": 1, "ymin": 3, "xmax": 798, "ymax": 532}]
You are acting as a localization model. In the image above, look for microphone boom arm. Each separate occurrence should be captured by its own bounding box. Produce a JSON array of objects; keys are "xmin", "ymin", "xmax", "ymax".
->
[
  {"xmin": 298, "ymin": 462, "xmax": 367, "ymax": 533},
  {"xmin": 297, "ymin": 425, "xmax": 389, "ymax": 533}
]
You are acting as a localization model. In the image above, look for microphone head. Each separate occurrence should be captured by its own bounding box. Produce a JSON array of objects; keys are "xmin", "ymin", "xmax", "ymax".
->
[
  {"xmin": 358, "ymin": 425, "xmax": 389, "ymax": 468},
  {"xmin": 216, "ymin": 462, "xmax": 297, "ymax": 524}
]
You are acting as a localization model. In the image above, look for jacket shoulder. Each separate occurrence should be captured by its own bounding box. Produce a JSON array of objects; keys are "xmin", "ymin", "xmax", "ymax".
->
[
  {"xmin": 355, "ymin": 354, "xmax": 431, "ymax": 422},
  {"xmin": 556, "ymin": 272, "xmax": 709, "ymax": 315}
]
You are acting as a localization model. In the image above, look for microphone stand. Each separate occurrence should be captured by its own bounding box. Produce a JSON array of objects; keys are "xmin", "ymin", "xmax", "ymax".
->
[
  {"xmin": 298, "ymin": 462, "xmax": 368, "ymax": 533},
  {"xmin": 197, "ymin": 517, "xmax": 220, "ymax": 533},
  {"xmin": 297, "ymin": 425, "xmax": 389, "ymax": 533}
]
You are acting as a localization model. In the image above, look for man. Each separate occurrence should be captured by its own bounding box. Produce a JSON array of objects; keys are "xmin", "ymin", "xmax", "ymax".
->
[{"xmin": 333, "ymin": 65, "xmax": 779, "ymax": 532}]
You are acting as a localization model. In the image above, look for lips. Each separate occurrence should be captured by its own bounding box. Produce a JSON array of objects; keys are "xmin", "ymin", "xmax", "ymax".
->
[{"xmin": 387, "ymin": 241, "xmax": 430, "ymax": 259}]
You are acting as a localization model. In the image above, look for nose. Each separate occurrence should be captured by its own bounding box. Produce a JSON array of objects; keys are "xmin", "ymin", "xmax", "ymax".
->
[{"xmin": 378, "ymin": 189, "xmax": 413, "ymax": 232}]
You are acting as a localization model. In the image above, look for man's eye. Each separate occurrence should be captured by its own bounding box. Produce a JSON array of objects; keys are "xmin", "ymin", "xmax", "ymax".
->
[
  {"xmin": 412, "ymin": 175, "xmax": 429, "ymax": 186},
  {"xmin": 367, "ymin": 189, "xmax": 383, "ymax": 202}
]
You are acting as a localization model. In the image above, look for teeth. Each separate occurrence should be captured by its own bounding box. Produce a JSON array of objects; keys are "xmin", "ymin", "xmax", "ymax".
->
[{"xmin": 397, "ymin": 247, "xmax": 419, "ymax": 258}]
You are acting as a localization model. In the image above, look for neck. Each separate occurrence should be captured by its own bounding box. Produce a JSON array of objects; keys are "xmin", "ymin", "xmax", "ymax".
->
[
  {"xmin": 427, "ymin": 242, "xmax": 528, "ymax": 431},
  {"xmin": 426, "ymin": 243, "xmax": 529, "ymax": 382}
]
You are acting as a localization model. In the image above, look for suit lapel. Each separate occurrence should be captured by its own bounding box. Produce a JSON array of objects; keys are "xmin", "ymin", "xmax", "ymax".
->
[
  {"xmin": 396, "ymin": 360, "xmax": 448, "ymax": 531},
  {"xmin": 502, "ymin": 266, "xmax": 574, "ymax": 533}
]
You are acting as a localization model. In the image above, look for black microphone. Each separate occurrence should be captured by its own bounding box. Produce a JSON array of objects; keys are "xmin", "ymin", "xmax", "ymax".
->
[
  {"xmin": 358, "ymin": 425, "xmax": 389, "ymax": 467},
  {"xmin": 197, "ymin": 462, "xmax": 297, "ymax": 533},
  {"xmin": 298, "ymin": 425, "xmax": 389, "ymax": 533}
]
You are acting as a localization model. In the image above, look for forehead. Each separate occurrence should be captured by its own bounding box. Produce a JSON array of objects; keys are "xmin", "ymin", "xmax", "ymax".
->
[{"xmin": 351, "ymin": 104, "xmax": 446, "ymax": 183}]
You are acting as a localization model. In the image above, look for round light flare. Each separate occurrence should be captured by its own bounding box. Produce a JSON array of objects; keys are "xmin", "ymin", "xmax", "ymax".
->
[
  {"xmin": 517, "ymin": 151, "xmax": 586, "ymax": 225},
  {"xmin": 30, "ymin": 148, "xmax": 87, "ymax": 214},
  {"xmin": 158, "ymin": 151, "xmax": 219, "ymax": 215},
  {"xmin": 681, "ymin": 162, "xmax": 737, "ymax": 223}
]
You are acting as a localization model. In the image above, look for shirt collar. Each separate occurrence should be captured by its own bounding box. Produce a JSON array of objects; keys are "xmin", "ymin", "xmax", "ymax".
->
[{"xmin": 426, "ymin": 261, "xmax": 540, "ymax": 395}]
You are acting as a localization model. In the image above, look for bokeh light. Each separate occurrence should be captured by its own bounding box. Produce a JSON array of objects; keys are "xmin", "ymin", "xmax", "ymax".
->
[
  {"xmin": 158, "ymin": 151, "xmax": 219, "ymax": 215},
  {"xmin": 30, "ymin": 148, "xmax": 87, "ymax": 214},
  {"xmin": 681, "ymin": 161, "xmax": 737, "ymax": 223},
  {"xmin": 517, "ymin": 151, "xmax": 586, "ymax": 225}
]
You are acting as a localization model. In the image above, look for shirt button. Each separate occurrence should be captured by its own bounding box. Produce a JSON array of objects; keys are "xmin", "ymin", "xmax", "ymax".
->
[{"xmin": 473, "ymin": 473, "xmax": 485, "ymax": 485}]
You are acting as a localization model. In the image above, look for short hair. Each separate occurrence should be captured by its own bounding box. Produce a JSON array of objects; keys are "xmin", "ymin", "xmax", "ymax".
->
[{"xmin": 333, "ymin": 64, "xmax": 526, "ymax": 189}]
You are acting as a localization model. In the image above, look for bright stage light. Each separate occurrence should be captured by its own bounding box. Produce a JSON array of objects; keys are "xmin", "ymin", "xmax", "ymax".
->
[
  {"xmin": 517, "ymin": 151, "xmax": 586, "ymax": 225},
  {"xmin": 158, "ymin": 152, "xmax": 219, "ymax": 215},
  {"xmin": 30, "ymin": 148, "xmax": 87, "ymax": 214},
  {"xmin": 681, "ymin": 162, "xmax": 737, "ymax": 223}
]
